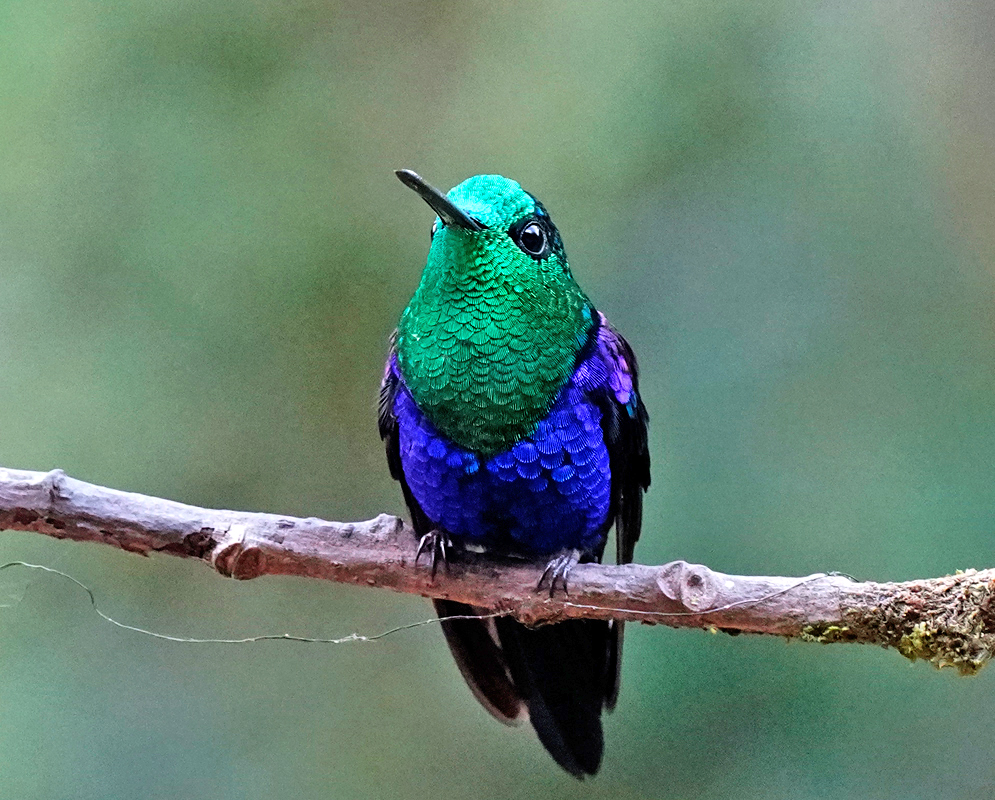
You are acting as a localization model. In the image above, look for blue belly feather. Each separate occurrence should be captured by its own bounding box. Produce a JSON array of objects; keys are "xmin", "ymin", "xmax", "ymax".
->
[{"xmin": 394, "ymin": 375, "xmax": 612, "ymax": 555}]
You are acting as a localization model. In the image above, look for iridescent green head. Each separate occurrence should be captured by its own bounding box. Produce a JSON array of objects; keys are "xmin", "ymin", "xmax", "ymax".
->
[{"xmin": 394, "ymin": 170, "xmax": 594, "ymax": 455}]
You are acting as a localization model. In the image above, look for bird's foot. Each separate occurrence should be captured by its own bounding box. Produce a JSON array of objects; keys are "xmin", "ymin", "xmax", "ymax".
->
[
  {"xmin": 415, "ymin": 530, "xmax": 452, "ymax": 580},
  {"xmin": 537, "ymin": 549, "xmax": 582, "ymax": 598}
]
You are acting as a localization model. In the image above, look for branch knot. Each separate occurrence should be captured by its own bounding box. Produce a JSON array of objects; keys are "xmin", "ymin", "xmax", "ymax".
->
[{"xmin": 656, "ymin": 561, "xmax": 718, "ymax": 612}]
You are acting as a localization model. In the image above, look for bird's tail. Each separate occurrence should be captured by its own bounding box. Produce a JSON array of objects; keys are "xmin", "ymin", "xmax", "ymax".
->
[{"xmin": 434, "ymin": 598, "xmax": 620, "ymax": 778}]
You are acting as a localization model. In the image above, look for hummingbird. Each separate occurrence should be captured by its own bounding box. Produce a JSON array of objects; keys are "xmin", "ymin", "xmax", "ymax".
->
[{"xmin": 379, "ymin": 170, "xmax": 649, "ymax": 777}]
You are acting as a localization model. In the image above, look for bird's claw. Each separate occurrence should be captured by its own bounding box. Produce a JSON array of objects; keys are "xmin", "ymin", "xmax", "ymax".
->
[
  {"xmin": 536, "ymin": 549, "xmax": 581, "ymax": 598},
  {"xmin": 415, "ymin": 530, "xmax": 452, "ymax": 579}
]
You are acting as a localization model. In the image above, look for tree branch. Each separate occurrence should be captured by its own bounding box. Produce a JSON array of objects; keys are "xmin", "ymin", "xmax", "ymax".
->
[{"xmin": 0, "ymin": 466, "xmax": 992, "ymax": 674}]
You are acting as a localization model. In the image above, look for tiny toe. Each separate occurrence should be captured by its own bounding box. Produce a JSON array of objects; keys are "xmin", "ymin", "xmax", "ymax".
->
[
  {"xmin": 537, "ymin": 550, "xmax": 581, "ymax": 597},
  {"xmin": 415, "ymin": 531, "xmax": 452, "ymax": 581},
  {"xmin": 536, "ymin": 564, "xmax": 555, "ymax": 593}
]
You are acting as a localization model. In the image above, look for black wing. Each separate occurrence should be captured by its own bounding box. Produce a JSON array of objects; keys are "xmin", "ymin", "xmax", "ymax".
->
[
  {"xmin": 378, "ymin": 332, "xmax": 404, "ymax": 481},
  {"xmin": 596, "ymin": 323, "xmax": 651, "ymax": 566},
  {"xmin": 587, "ymin": 317, "xmax": 650, "ymax": 709},
  {"xmin": 380, "ymin": 332, "xmax": 433, "ymax": 533}
]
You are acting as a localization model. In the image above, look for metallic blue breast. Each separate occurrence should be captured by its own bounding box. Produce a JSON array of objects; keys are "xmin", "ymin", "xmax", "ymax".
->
[{"xmin": 394, "ymin": 375, "xmax": 612, "ymax": 555}]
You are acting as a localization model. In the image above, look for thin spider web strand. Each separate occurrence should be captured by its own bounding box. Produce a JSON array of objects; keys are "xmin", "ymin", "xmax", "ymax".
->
[
  {"xmin": 0, "ymin": 561, "xmax": 833, "ymax": 644},
  {"xmin": 0, "ymin": 561, "xmax": 511, "ymax": 644}
]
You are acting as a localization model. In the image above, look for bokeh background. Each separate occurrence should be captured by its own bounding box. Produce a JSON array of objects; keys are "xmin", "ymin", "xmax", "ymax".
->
[{"xmin": 2, "ymin": 1, "xmax": 994, "ymax": 797}]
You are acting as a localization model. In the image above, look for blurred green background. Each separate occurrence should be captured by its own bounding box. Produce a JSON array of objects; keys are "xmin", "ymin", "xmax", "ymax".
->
[{"xmin": 2, "ymin": 1, "xmax": 994, "ymax": 797}]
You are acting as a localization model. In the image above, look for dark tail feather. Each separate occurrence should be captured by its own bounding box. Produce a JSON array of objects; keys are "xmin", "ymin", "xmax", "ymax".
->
[
  {"xmin": 495, "ymin": 616, "xmax": 616, "ymax": 778},
  {"xmin": 435, "ymin": 602, "xmax": 617, "ymax": 777},
  {"xmin": 434, "ymin": 599, "xmax": 525, "ymax": 724}
]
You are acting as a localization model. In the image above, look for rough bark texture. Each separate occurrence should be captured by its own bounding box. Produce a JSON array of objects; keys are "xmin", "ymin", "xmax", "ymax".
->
[{"xmin": 0, "ymin": 467, "xmax": 992, "ymax": 674}]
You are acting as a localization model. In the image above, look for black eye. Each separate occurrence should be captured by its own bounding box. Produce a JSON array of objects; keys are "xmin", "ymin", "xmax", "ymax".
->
[
  {"xmin": 517, "ymin": 221, "xmax": 547, "ymax": 256},
  {"xmin": 430, "ymin": 220, "xmax": 439, "ymax": 240}
]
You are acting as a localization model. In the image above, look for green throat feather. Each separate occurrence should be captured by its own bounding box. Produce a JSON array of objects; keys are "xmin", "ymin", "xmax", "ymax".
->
[{"xmin": 396, "ymin": 174, "xmax": 593, "ymax": 455}]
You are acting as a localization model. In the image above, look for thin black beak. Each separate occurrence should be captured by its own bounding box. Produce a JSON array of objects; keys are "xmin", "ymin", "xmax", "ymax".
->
[{"xmin": 395, "ymin": 169, "xmax": 485, "ymax": 231}]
